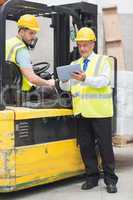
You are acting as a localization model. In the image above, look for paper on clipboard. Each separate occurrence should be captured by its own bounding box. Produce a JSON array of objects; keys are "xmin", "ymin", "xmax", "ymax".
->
[{"xmin": 56, "ymin": 64, "xmax": 81, "ymax": 81}]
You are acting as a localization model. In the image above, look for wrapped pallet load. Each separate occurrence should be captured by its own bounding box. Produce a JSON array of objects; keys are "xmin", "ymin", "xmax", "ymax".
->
[{"xmin": 114, "ymin": 71, "xmax": 133, "ymax": 146}]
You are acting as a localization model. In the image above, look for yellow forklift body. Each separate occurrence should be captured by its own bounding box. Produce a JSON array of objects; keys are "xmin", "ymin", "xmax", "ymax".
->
[{"xmin": 0, "ymin": 108, "xmax": 84, "ymax": 192}]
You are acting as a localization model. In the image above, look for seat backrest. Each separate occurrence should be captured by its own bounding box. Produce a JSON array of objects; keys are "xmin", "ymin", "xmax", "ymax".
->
[{"xmin": 2, "ymin": 61, "xmax": 22, "ymax": 105}]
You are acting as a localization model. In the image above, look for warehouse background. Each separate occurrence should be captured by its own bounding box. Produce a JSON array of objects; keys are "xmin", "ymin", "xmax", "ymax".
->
[{"xmin": 6, "ymin": 0, "xmax": 133, "ymax": 71}]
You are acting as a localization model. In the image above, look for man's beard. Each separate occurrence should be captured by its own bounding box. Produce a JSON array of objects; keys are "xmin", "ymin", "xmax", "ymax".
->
[{"xmin": 22, "ymin": 37, "xmax": 38, "ymax": 50}]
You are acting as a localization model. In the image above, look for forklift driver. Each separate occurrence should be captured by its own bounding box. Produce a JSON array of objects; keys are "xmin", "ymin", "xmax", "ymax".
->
[{"xmin": 6, "ymin": 14, "xmax": 55, "ymax": 103}]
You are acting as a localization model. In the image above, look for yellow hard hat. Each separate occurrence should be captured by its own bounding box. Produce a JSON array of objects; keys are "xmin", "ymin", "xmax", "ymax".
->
[
  {"xmin": 75, "ymin": 27, "xmax": 96, "ymax": 42},
  {"xmin": 17, "ymin": 14, "xmax": 40, "ymax": 32}
]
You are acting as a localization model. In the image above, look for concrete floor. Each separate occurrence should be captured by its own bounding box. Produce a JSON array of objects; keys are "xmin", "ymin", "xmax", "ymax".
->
[{"xmin": 1, "ymin": 145, "xmax": 133, "ymax": 200}]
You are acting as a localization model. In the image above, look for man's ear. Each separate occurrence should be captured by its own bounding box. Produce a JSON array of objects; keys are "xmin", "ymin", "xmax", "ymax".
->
[
  {"xmin": 91, "ymin": 41, "xmax": 95, "ymax": 49},
  {"xmin": 18, "ymin": 28, "xmax": 24, "ymax": 36}
]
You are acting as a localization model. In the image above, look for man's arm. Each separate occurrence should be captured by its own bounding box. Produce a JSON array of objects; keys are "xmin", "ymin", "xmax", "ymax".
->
[
  {"xmin": 20, "ymin": 67, "xmax": 55, "ymax": 86},
  {"xmin": 82, "ymin": 57, "xmax": 111, "ymax": 88},
  {"xmin": 16, "ymin": 48, "xmax": 55, "ymax": 87},
  {"xmin": 81, "ymin": 63, "xmax": 110, "ymax": 88},
  {"xmin": 72, "ymin": 57, "xmax": 111, "ymax": 88}
]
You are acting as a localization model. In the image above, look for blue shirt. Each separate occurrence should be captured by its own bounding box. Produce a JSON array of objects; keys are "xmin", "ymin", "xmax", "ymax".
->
[{"xmin": 16, "ymin": 47, "xmax": 32, "ymax": 68}]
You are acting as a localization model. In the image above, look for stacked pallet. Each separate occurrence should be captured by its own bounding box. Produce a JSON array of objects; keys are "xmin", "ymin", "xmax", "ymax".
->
[
  {"xmin": 112, "ymin": 135, "xmax": 133, "ymax": 147},
  {"xmin": 102, "ymin": 5, "xmax": 126, "ymax": 70}
]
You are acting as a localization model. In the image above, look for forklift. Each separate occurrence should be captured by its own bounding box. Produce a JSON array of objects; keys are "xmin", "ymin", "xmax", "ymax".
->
[{"xmin": 0, "ymin": 0, "xmax": 117, "ymax": 192}]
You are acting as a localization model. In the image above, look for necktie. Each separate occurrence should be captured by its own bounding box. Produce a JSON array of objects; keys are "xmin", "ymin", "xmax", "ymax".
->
[{"xmin": 83, "ymin": 59, "xmax": 89, "ymax": 72}]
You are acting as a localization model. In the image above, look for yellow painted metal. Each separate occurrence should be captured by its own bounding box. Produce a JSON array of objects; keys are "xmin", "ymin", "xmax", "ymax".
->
[
  {"xmin": 7, "ymin": 107, "xmax": 73, "ymax": 120},
  {"xmin": 0, "ymin": 110, "xmax": 16, "ymax": 191},
  {"xmin": 15, "ymin": 140, "xmax": 84, "ymax": 190},
  {"xmin": 0, "ymin": 110, "xmax": 14, "ymax": 150},
  {"xmin": 0, "ymin": 108, "xmax": 85, "ymax": 192}
]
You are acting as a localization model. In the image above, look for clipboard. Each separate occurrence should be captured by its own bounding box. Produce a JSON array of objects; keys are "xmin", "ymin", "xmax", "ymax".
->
[{"xmin": 57, "ymin": 63, "xmax": 81, "ymax": 81}]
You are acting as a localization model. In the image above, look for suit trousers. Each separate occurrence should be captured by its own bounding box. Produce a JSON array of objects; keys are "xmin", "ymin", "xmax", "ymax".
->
[{"xmin": 76, "ymin": 115, "xmax": 118, "ymax": 185}]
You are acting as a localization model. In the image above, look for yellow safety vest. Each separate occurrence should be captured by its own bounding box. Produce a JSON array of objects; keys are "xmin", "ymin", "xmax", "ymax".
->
[
  {"xmin": 71, "ymin": 54, "xmax": 113, "ymax": 118},
  {"xmin": 6, "ymin": 37, "xmax": 33, "ymax": 91}
]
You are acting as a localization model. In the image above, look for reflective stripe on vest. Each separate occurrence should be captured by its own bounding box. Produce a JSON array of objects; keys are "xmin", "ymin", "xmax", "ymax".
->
[
  {"xmin": 73, "ymin": 93, "xmax": 112, "ymax": 99},
  {"xmin": 81, "ymin": 93, "xmax": 112, "ymax": 99},
  {"xmin": 6, "ymin": 37, "xmax": 32, "ymax": 91},
  {"xmin": 71, "ymin": 54, "xmax": 113, "ymax": 117}
]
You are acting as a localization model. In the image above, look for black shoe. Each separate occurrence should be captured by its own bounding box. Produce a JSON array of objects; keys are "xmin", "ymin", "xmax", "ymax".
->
[
  {"xmin": 106, "ymin": 184, "xmax": 117, "ymax": 193},
  {"xmin": 81, "ymin": 181, "xmax": 98, "ymax": 190}
]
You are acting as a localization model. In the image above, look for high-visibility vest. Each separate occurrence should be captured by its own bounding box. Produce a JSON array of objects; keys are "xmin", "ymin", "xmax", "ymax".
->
[
  {"xmin": 71, "ymin": 54, "xmax": 113, "ymax": 118},
  {"xmin": 6, "ymin": 37, "xmax": 33, "ymax": 91}
]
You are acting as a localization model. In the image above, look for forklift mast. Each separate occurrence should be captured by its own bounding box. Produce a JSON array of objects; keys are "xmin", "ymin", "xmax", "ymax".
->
[{"xmin": 52, "ymin": 2, "xmax": 97, "ymax": 76}]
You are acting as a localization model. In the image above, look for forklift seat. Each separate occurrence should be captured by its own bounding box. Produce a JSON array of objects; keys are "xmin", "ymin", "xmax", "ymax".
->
[{"xmin": 2, "ymin": 61, "xmax": 22, "ymax": 106}]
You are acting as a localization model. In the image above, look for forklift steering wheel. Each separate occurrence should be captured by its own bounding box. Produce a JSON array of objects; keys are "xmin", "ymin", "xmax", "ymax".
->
[{"xmin": 33, "ymin": 62, "xmax": 50, "ymax": 75}]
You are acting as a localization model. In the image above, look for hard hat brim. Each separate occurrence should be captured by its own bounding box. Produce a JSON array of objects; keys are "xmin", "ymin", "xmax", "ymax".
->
[
  {"xmin": 75, "ymin": 38, "xmax": 96, "ymax": 42},
  {"xmin": 17, "ymin": 23, "xmax": 40, "ymax": 32}
]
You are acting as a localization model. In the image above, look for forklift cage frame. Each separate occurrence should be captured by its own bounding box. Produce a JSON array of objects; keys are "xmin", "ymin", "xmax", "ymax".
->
[{"xmin": 0, "ymin": 0, "xmax": 98, "ymax": 110}]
